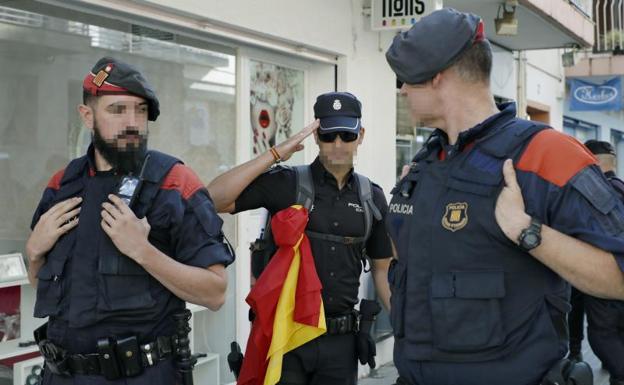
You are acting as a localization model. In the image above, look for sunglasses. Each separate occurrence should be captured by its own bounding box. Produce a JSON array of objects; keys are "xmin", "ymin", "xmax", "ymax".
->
[{"xmin": 318, "ymin": 131, "xmax": 359, "ymax": 143}]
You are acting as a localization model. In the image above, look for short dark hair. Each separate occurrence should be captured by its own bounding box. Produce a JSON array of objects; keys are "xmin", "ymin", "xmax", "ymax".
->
[
  {"xmin": 451, "ymin": 40, "xmax": 492, "ymax": 84},
  {"xmin": 82, "ymin": 90, "xmax": 98, "ymax": 106}
]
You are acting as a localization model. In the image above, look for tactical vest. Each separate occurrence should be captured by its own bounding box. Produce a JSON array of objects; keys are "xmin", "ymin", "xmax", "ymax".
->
[
  {"xmin": 387, "ymin": 119, "xmax": 570, "ymax": 362},
  {"xmin": 34, "ymin": 151, "xmax": 180, "ymax": 328}
]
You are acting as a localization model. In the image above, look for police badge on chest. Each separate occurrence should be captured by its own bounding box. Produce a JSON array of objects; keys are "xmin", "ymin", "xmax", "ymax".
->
[{"xmin": 442, "ymin": 202, "xmax": 468, "ymax": 232}]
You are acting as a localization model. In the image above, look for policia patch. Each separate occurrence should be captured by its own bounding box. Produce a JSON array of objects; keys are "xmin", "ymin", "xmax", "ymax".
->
[{"xmin": 442, "ymin": 202, "xmax": 468, "ymax": 232}]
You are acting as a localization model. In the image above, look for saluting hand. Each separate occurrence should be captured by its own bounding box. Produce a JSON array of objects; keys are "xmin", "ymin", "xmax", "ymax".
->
[
  {"xmin": 101, "ymin": 194, "xmax": 151, "ymax": 261},
  {"xmin": 26, "ymin": 197, "xmax": 82, "ymax": 262},
  {"xmin": 495, "ymin": 159, "xmax": 531, "ymax": 244},
  {"xmin": 273, "ymin": 119, "xmax": 319, "ymax": 162}
]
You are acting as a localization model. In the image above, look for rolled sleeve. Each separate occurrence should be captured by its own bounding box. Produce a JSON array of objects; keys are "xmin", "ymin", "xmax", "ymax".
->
[
  {"xmin": 536, "ymin": 166, "xmax": 624, "ymax": 272},
  {"xmin": 174, "ymin": 189, "xmax": 235, "ymax": 268},
  {"xmin": 233, "ymin": 166, "xmax": 295, "ymax": 214}
]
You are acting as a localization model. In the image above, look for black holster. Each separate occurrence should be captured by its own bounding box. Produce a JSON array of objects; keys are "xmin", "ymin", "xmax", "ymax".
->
[
  {"xmin": 541, "ymin": 358, "xmax": 593, "ymax": 385},
  {"xmin": 227, "ymin": 341, "xmax": 243, "ymax": 379},
  {"xmin": 34, "ymin": 322, "xmax": 71, "ymax": 377},
  {"xmin": 356, "ymin": 300, "xmax": 382, "ymax": 369}
]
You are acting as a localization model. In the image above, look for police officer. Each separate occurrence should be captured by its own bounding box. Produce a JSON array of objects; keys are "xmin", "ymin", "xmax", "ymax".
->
[
  {"xmin": 25, "ymin": 57, "xmax": 234, "ymax": 384},
  {"xmin": 208, "ymin": 92, "xmax": 394, "ymax": 385},
  {"xmin": 582, "ymin": 140, "xmax": 624, "ymax": 385},
  {"xmin": 567, "ymin": 140, "xmax": 624, "ymax": 364},
  {"xmin": 384, "ymin": 8, "xmax": 624, "ymax": 385}
]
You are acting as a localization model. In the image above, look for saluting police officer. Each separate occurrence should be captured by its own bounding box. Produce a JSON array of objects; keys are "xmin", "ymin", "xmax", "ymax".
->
[
  {"xmin": 581, "ymin": 140, "xmax": 624, "ymax": 385},
  {"xmin": 208, "ymin": 92, "xmax": 393, "ymax": 385},
  {"xmin": 384, "ymin": 8, "xmax": 624, "ymax": 385},
  {"xmin": 26, "ymin": 57, "xmax": 234, "ymax": 385}
]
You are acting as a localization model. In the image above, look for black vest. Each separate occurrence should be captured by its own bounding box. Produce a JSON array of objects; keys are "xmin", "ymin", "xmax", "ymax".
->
[
  {"xmin": 387, "ymin": 118, "xmax": 569, "ymax": 362},
  {"xmin": 34, "ymin": 151, "xmax": 180, "ymax": 328}
]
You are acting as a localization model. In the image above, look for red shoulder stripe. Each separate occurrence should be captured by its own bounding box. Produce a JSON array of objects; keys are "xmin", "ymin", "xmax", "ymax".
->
[
  {"xmin": 161, "ymin": 164, "xmax": 204, "ymax": 200},
  {"xmin": 516, "ymin": 129, "xmax": 597, "ymax": 187},
  {"xmin": 47, "ymin": 169, "xmax": 66, "ymax": 190}
]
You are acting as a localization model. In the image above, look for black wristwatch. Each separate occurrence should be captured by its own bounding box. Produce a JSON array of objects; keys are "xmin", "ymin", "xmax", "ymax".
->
[{"xmin": 518, "ymin": 217, "xmax": 542, "ymax": 252}]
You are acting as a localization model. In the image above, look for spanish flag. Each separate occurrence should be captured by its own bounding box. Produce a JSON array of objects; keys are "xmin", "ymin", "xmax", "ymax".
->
[{"xmin": 238, "ymin": 206, "xmax": 326, "ymax": 385}]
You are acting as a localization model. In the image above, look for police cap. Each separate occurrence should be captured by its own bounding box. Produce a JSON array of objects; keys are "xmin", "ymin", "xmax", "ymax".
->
[
  {"xmin": 83, "ymin": 57, "xmax": 160, "ymax": 121},
  {"xmin": 386, "ymin": 8, "xmax": 485, "ymax": 87},
  {"xmin": 313, "ymin": 92, "xmax": 362, "ymax": 133},
  {"xmin": 584, "ymin": 140, "xmax": 616, "ymax": 156}
]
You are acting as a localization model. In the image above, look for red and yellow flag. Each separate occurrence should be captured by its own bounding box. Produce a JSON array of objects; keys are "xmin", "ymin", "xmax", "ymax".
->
[{"xmin": 238, "ymin": 206, "xmax": 326, "ymax": 385}]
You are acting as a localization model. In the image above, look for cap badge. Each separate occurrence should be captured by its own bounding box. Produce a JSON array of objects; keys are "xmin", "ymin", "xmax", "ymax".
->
[
  {"xmin": 333, "ymin": 99, "xmax": 342, "ymax": 111},
  {"xmin": 92, "ymin": 64, "xmax": 113, "ymax": 87}
]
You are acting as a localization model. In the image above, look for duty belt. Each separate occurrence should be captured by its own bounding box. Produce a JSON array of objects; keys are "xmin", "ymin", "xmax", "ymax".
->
[
  {"xmin": 38, "ymin": 335, "xmax": 175, "ymax": 380},
  {"xmin": 326, "ymin": 312, "xmax": 359, "ymax": 335}
]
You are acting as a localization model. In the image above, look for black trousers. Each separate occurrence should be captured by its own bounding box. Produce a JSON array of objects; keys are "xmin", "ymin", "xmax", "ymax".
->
[
  {"xmin": 585, "ymin": 295, "xmax": 624, "ymax": 379},
  {"xmin": 276, "ymin": 333, "xmax": 358, "ymax": 385},
  {"xmin": 568, "ymin": 286, "xmax": 585, "ymax": 354}
]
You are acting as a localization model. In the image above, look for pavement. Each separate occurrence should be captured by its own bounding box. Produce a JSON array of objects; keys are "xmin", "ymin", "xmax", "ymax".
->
[{"xmin": 358, "ymin": 339, "xmax": 611, "ymax": 385}]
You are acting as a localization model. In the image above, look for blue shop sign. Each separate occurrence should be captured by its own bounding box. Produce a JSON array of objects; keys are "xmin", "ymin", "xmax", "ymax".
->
[{"xmin": 570, "ymin": 77, "xmax": 622, "ymax": 111}]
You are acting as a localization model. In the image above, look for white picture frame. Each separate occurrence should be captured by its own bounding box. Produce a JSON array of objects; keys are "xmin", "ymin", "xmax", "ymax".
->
[{"xmin": 0, "ymin": 253, "xmax": 28, "ymax": 288}]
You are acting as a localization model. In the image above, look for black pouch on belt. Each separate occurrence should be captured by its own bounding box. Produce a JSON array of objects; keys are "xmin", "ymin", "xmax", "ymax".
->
[{"xmin": 115, "ymin": 336, "xmax": 143, "ymax": 377}]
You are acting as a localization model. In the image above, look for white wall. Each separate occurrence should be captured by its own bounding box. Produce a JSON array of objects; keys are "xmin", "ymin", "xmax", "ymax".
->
[
  {"xmin": 139, "ymin": 0, "xmax": 354, "ymax": 55},
  {"xmin": 525, "ymin": 49, "xmax": 566, "ymax": 128},
  {"xmin": 491, "ymin": 45, "xmax": 517, "ymax": 100}
]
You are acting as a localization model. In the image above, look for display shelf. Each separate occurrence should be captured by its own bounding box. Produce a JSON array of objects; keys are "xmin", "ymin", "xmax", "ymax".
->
[
  {"xmin": 193, "ymin": 353, "xmax": 219, "ymax": 385},
  {"xmin": 0, "ymin": 340, "xmax": 39, "ymax": 361},
  {"xmin": 186, "ymin": 303, "xmax": 207, "ymax": 314},
  {"xmin": 0, "ymin": 279, "xmax": 29, "ymax": 290},
  {"xmin": 12, "ymin": 356, "xmax": 43, "ymax": 385}
]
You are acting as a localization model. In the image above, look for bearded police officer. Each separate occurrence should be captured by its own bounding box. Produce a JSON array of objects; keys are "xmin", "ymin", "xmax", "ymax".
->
[
  {"xmin": 208, "ymin": 92, "xmax": 393, "ymax": 385},
  {"xmin": 580, "ymin": 140, "xmax": 624, "ymax": 385},
  {"xmin": 26, "ymin": 57, "xmax": 234, "ymax": 385},
  {"xmin": 384, "ymin": 8, "xmax": 624, "ymax": 385}
]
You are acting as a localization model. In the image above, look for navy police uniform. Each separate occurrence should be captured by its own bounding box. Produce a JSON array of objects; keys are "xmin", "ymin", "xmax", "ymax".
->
[
  {"xmin": 385, "ymin": 9, "xmax": 624, "ymax": 385},
  {"xmin": 234, "ymin": 93, "xmax": 393, "ymax": 385},
  {"xmin": 581, "ymin": 140, "xmax": 624, "ymax": 384},
  {"xmin": 30, "ymin": 57, "xmax": 234, "ymax": 384}
]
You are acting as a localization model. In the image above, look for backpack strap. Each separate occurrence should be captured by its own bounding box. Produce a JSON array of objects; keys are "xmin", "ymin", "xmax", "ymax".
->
[
  {"xmin": 133, "ymin": 150, "xmax": 181, "ymax": 218},
  {"xmin": 305, "ymin": 231, "xmax": 365, "ymax": 245},
  {"xmin": 355, "ymin": 173, "xmax": 382, "ymax": 243},
  {"xmin": 294, "ymin": 165, "xmax": 315, "ymax": 210},
  {"xmin": 478, "ymin": 118, "xmax": 551, "ymax": 160},
  {"xmin": 59, "ymin": 156, "xmax": 89, "ymax": 186},
  {"xmin": 52, "ymin": 156, "xmax": 89, "ymax": 202}
]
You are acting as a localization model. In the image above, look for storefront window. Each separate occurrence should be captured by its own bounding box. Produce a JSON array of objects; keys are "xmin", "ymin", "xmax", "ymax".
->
[
  {"xmin": 396, "ymin": 92, "xmax": 434, "ymax": 178},
  {"xmin": 563, "ymin": 116, "xmax": 598, "ymax": 142},
  {"xmin": 0, "ymin": 5, "xmax": 236, "ymax": 383},
  {"xmin": 249, "ymin": 60, "xmax": 304, "ymax": 162}
]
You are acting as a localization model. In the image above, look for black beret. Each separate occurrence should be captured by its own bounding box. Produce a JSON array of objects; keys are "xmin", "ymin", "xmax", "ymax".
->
[
  {"xmin": 584, "ymin": 140, "xmax": 616, "ymax": 156},
  {"xmin": 386, "ymin": 8, "xmax": 484, "ymax": 86},
  {"xmin": 83, "ymin": 57, "xmax": 160, "ymax": 121}
]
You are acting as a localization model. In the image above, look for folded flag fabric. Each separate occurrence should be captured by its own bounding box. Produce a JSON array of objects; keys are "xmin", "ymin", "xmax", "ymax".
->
[{"xmin": 238, "ymin": 205, "xmax": 326, "ymax": 385}]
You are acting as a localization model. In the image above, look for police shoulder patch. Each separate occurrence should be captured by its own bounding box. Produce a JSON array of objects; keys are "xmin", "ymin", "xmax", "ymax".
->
[
  {"xmin": 517, "ymin": 130, "xmax": 597, "ymax": 188},
  {"xmin": 161, "ymin": 164, "xmax": 204, "ymax": 200},
  {"xmin": 46, "ymin": 168, "xmax": 66, "ymax": 191}
]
